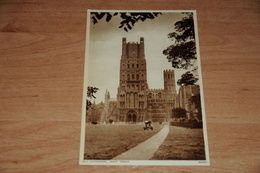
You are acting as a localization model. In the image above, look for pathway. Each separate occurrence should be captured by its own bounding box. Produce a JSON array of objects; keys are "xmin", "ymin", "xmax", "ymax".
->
[{"xmin": 112, "ymin": 124, "xmax": 169, "ymax": 160}]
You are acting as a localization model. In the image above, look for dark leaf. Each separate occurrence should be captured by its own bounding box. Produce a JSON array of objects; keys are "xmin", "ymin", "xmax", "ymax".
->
[
  {"xmin": 146, "ymin": 13, "xmax": 155, "ymax": 19},
  {"xmin": 130, "ymin": 19, "xmax": 136, "ymax": 26},
  {"xmin": 106, "ymin": 13, "xmax": 113, "ymax": 22},
  {"xmin": 91, "ymin": 16, "xmax": 98, "ymax": 24},
  {"xmin": 91, "ymin": 12, "xmax": 107, "ymax": 24},
  {"xmin": 127, "ymin": 23, "xmax": 132, "ymax": 30},
  {"xmin": 92, "ymin": 12, "xmax": 106, "ymax": 20}
]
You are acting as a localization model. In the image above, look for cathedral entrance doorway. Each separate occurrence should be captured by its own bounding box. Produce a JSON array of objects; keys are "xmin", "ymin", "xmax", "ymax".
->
[{"xmin": 126, "ymin": 110, "xmax": 137, "ymax": 123}]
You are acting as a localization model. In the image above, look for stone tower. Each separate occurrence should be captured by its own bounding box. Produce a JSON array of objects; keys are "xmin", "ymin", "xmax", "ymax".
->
[
  {"xmin": 163, "ymin": 70, "xmax": 176, "ymax": 119},
  {"xmin": 117, "ymin": 37, "xmax": 148, "ymax": 122}
]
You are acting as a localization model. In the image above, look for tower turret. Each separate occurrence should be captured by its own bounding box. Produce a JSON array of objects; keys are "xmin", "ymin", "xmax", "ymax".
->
[
  {"xmin": 139, "ymin": 37, "xmax": 145, "ymax": 58},
  {"xmin": 163, "ymin": 69, "xmax": 176, "ymax": 119},
  {"xmin": 164, "ymin": 69, "xmax": 176, "ymax": 94},
  {"xmin": 122, "ymin": 37, "xmax": 127, "ymax": 58}
]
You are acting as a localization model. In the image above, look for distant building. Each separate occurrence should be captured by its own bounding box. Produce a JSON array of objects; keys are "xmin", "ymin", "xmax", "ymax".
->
[
  {"xmin": 103, "ymin": 37, "xmax": 201, "ymax": 123},
  {"xmin": 176, "ymin": 85, "xmax": 200, "ymax": 120},
  {"xmin": 103, "ymin": 90, "xmax": 117, "ymax": 122}
]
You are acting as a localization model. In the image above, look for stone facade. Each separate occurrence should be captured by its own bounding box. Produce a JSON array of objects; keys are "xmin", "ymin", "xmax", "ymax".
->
[
  {"xmin": 116, "ymin": 37, "xmax": 148, "ymax": 122},
  {"xmin": 103, "ymin": 37, "xmax": 201, "ymax": 123}
]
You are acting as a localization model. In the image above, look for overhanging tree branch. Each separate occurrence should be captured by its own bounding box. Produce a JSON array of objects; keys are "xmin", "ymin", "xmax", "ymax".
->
[{"xmin": 91, "ymin": 12, "xmax": 161, "ymax": 32}]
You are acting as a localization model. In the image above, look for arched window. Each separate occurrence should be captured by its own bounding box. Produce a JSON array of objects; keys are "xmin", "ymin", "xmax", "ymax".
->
[
  {"xmin": 132, "ymin": 74, "xmax": 135, "ymax": 80},
  {"xmin": 127, "ymin": 74, "xmax": 130, "ymax": 80},
  {"xmin": 136, "ymin": 74, "xmax": 139, "ymax": 80}
]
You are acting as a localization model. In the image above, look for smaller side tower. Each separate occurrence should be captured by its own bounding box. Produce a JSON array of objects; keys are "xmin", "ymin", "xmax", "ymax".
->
[
  {"xmin": 164, "ymin": 69, "xmax": 176, "ymax": 94},
  {"xmin": 163, "ymin": 70, "xmax": 176, "ymax": 121}
]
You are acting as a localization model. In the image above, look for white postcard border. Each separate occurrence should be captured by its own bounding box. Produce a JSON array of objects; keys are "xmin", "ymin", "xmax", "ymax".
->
[{"xmin": 79, "ymin": 10, "xmax": 210, "ymax": 166}]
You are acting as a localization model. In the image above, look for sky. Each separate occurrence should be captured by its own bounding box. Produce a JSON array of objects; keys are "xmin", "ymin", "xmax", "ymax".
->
[{"xmin": 85, "ymin": 11, "xmax": 197, "ymax": 104}]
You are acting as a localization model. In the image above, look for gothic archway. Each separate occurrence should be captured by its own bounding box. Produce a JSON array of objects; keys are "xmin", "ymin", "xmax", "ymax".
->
[{"xmin": 126, "ymin": 110, "xmax": 138, "ymax": 122}]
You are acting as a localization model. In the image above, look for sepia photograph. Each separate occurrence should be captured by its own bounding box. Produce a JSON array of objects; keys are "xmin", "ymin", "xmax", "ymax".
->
[{"xmin": 80, "ymin": 10, "xmax": 210, "ymax": 166}]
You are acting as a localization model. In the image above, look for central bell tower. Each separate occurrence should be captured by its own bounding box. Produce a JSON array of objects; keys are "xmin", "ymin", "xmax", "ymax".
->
[{"xmin": 117, "ymin": 37, "xmax": 148, "ymax": 122}]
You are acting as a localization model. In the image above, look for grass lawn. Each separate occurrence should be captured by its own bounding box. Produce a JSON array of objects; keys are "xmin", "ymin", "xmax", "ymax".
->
[
  {"xmin": 151, "ymin": 126, "xmax": 206, "ymax": 160},
  {"xmin": 84, "ymin": 124, "xmax": 163, "ymax": 160}
]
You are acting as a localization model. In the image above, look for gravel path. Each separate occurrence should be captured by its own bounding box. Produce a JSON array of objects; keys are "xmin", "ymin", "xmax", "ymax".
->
[{"xmin": 112, "ymin": 124, "xmax": 169, "ymax": 160}]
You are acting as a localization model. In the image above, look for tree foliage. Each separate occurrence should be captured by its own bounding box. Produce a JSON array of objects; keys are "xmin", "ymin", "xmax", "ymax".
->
[
  {"xmin": 87, "ymin": 86, "xmax": 99, "ymax": 99},
  {"xmin": 177, "ymin": 71, "xmax": 198, "ymax": 86},
  {"xmin": 190, "ymin": 94, "xmax": 202, "ymax": 120},
  {"xmin": 86, "ymin": 86, "xmax": 99, "ymax": 110},
  {"xmin": 163, "ymin": 12, "xmax": 196, "ymax": 70},
  {"xmin": 172, "ymin": 108, "xmax": 187, "ymax": 118},
  {"xmin": 91, "ymin": 12, "xmax": 161, "ymax": 32},
  {"xmin": 87, "ymin": 103, "xmax": 101, "ymax": 122}
]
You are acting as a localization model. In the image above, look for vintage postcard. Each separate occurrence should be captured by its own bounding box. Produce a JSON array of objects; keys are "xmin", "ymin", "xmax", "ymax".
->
[{"xmin": 80, "ymin": 10, "xmax": 210, "ymax": 166}]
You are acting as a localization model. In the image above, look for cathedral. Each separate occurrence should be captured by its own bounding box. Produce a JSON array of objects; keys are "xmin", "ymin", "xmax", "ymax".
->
[{"xmin": 103, "ymin": 37, "xmax": 177, "ymax": 123}]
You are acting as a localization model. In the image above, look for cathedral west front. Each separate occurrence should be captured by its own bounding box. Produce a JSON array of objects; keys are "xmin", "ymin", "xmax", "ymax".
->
[{"xmin": 104, "ymin": 37, "xmax": 177, "ymax": 123}]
